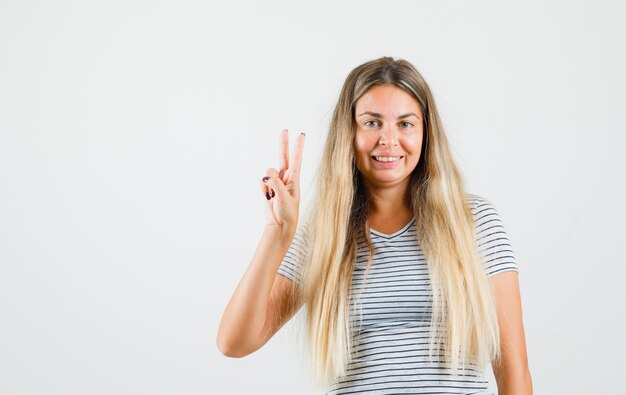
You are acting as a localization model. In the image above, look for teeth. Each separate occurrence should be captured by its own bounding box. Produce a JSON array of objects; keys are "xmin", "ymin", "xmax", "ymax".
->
[{"xmin": 374, "ymin": 156, "xmax": 401, "ymax": 162}]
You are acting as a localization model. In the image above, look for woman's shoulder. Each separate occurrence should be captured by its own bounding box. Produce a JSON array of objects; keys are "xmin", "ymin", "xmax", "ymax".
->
[
  {"xmin": 464, "ymin": 192, "xmax": 488, "ymax": 212},
  {"xmin": 465, "ymin": 193, "xmax": 519, "ymax": 276},
  {"xmin": 464, "ymin": 193, "xmax": 505, "ymax": 220}
]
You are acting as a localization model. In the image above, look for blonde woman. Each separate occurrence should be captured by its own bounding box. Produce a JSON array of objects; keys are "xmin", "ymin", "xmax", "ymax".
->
[{"xmin": 217, "ymin": 56, "xmax": 532, "ymax": 394}]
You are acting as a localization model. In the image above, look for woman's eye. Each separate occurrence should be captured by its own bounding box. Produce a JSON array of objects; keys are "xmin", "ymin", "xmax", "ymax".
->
[
  {"xmin": 401, "ymin": 121, "xmax": 413, "ymax": 128},
  {"xmin": 365, "ymin": 120, "xmax": 380, "ymax": 127}
]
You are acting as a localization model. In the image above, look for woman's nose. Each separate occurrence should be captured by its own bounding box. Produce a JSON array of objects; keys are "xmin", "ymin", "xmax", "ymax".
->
[{"xmin": 379, "ymin": 125, "xmax": 399, "ymax": 146}]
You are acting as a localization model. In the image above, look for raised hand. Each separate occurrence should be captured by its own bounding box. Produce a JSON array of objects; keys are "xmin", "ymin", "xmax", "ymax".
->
[{"xmin": 260, "ymin": 129, "xmax": 305, "ymax": 234}]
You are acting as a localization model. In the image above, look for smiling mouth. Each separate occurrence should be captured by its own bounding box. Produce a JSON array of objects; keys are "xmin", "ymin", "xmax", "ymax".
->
[{"xmin": 371, "ymin": 156, "xmax": 404, "ymax": 162}]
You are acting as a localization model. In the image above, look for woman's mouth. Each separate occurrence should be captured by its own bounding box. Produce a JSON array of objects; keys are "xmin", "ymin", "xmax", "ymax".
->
[{"xmin": 371, "ymin": 156, "xmax": 403, "ymax": 167}]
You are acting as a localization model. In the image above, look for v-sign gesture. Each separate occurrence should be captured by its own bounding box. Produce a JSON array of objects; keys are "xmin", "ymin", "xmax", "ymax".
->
[{"xmin": 260, "ymin": 129, "xmax": 305, "ymax": 234}]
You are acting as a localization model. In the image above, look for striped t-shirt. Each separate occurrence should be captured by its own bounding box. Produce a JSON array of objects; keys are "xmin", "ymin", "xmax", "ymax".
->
[{"xmin": 277, "ymin": 195, "xmax": 519, "ymax": 395}]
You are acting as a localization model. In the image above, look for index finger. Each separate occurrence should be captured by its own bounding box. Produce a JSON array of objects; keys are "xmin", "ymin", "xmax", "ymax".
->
[
  {"xmin": 287, "ymin": 132, "xmax": 305, "ymax": 184},
  {"xmin": 278, "ymin": 129, "xmax": 289, "ymax": 174}
]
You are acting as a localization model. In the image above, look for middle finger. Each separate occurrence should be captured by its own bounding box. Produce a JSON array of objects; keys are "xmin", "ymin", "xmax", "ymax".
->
[{"xmin": 287, "ymin": 132, "xmax": 305, "ymax": 184}]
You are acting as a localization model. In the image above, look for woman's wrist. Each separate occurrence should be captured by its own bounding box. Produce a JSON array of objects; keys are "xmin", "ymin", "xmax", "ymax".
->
[{"xmin": 263, "ymin": 222, "xmax": 297, "ymax": 245}]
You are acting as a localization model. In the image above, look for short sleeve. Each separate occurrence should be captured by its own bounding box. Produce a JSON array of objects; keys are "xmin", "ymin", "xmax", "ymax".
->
[
  {"xmin": 470, "ymin": 195, "xmax": 519, "ymax": 277},
  {"xmin": 276, "ymin": 222, "xmax": 309, "ymax": 286}
]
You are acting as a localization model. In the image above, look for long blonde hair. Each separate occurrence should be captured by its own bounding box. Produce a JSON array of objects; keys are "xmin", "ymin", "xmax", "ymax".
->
[{"xmin": 292, "ymin": 56, "xmax": 501, "ymax": 390}]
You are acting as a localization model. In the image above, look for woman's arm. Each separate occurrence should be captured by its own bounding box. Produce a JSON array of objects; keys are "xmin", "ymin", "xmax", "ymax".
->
[
  {"xmin": 216, "ymin": 225, "xmax": 295, "ymax": 357},
  {"xmin": 217, "ymin": 131, "xmax": 305, "ymax": 357},
  {"xmin": 490, "ymin": 271, "xmax": 533, "ymax": 394}
]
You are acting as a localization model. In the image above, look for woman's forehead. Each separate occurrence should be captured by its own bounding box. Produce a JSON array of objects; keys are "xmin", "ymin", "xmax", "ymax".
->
[{"xmin": 355, "ymin": 85, "xmax": 422, "ymax": 116}]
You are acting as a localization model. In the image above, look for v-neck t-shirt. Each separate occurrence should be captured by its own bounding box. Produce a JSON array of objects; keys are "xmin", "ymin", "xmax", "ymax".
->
[{"xmin": 276, "ymin": 194, "xmax": 519, "ymax": 395}]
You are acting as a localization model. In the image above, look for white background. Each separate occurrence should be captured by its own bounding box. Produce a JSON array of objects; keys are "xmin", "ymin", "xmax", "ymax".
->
[{"xmin": 1, "ymin": 0, "xmax": 625, "ymax": 393}]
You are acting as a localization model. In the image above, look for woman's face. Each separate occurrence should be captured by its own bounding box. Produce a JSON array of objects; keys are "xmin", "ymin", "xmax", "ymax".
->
[{"xmin": 353, "ymin": 84, "xmax": 424, "ymax": 191}]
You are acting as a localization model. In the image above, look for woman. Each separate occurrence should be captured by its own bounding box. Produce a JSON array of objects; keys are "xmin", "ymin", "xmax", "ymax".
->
[{"xmin": 217, "ymin": 56, "xmax": 532, "ymax": 394}]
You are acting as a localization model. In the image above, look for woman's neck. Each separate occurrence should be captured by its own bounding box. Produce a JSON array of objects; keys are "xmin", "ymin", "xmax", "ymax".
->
[{"xmin": 365, "ymin": 181, "xmax": 413, "ymax": 226}]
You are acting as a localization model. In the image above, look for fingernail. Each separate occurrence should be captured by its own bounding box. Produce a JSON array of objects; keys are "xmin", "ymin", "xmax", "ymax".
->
[
  {"xmin": 300, "ymin": 132, "xmax": 306, "ymax": 136},
  {"xmin": 265, "ymin": 192, "xmax": 271, "ymax": 200},
  {"xmin": 270, "ymin": 190, "xmax": 275, "ymax": 198},
  {"xmin": 262, "ymin": 176, "xmax": 269, "ymax": 182}
]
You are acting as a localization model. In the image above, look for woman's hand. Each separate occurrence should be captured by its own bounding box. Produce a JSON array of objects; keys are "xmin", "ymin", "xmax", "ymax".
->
[{"xmin": 260, "ymin": 129, "xmax": 305, "ymax": 234}]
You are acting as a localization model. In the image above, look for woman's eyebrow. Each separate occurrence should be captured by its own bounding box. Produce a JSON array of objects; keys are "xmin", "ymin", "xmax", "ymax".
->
[{"xmin": 357, "ymin": 111, "xmax": 420, "ymax": 119}]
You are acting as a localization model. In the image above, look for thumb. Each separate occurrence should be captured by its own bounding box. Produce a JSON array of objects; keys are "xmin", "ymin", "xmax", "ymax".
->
[{"xmin": 265, "ymin": 168, "xmax": 290, "ymax": 202}]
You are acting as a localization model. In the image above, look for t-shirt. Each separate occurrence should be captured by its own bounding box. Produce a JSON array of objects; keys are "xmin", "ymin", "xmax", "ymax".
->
[{"xmin": 277, "ymin": 195, "xmax": 519, "ymax": 394}]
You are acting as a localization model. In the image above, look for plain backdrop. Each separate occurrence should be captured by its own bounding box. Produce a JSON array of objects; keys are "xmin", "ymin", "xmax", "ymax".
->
[{"xmin": 1, "ymin": 0, "xmax": 625, "ymax": 394}]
